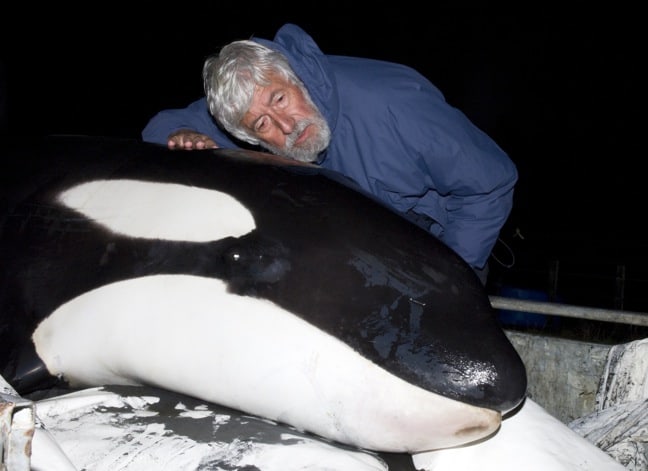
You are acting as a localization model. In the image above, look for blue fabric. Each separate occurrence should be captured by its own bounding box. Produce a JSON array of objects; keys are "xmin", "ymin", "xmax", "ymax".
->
[{"xmin": 142, "ymin": 23, "xmax": 517, "ymax": 270}]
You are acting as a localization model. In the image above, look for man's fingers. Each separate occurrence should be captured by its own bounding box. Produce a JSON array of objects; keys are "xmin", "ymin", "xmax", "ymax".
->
[
  {"xmin": 167, "ymin": 132, "xmax": 218, "ymax": 150},
  {"xmin": 203, "ymin": 138, "xmax": 218, "ymax": 149}
]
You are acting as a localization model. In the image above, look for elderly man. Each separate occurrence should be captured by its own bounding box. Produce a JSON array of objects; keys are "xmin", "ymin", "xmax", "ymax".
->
[{"xmin": 142, "ymin": 23, "xmax": 518, "ymax": 284}]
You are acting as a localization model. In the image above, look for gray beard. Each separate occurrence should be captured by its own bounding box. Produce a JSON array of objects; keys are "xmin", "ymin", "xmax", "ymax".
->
[{"xmin": 262, "ymin": 114, "xmax": 331, "ymax": 163}]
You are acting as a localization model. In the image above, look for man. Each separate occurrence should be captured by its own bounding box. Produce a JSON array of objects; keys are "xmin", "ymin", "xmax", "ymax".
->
[{"xmin": 142, "ymin": 23, "xmax": 518, "ymax": 284}]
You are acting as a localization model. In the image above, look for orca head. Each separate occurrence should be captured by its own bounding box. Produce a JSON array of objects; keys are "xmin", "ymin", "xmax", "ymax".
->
[{"xmin": 0, "ymin": 136, "xmax": 526, "ymax": 451}]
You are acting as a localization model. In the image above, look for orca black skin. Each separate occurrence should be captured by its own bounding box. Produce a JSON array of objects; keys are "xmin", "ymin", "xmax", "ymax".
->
[{"xmin": 0, "ymin": 136, "xmax": 526, "ymax": 451}]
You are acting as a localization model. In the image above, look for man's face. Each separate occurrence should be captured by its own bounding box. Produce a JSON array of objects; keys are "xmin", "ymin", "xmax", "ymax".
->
[{"xmin": 240, "ymin": 73, "xmax": 330, "ymax": 163}]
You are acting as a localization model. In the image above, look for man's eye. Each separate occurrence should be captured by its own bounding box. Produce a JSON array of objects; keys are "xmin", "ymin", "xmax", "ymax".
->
[{"xmin": 255, "ymin": 117, "xmax": 268, "ymax": 132}]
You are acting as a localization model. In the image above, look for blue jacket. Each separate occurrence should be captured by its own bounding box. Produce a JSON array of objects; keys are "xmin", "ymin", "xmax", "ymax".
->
[{"xmin": 142, "ymin": 23, "xmax": 517, "ymax": 271}]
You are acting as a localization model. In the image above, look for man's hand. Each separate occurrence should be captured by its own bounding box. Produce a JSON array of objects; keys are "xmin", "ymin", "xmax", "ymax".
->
[{"xmin": 167, "ymin": 130, "xmax": 218, "ymax": 150}]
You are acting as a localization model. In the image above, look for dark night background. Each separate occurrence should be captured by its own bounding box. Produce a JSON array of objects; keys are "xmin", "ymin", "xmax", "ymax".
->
[{"xmin": 1, "ymin": 6, "xmax": 645, "ymax": 319}]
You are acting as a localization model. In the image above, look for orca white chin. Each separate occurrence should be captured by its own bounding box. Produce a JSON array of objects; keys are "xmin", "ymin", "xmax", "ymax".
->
[{"xmin": 33, "ymin": 274, "xmax": 500, "ymax": 452}]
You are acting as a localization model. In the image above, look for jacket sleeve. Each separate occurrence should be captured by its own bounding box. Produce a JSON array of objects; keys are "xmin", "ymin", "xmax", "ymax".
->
[
  {"xmin": 368, "ymin": 72, "xmax": 517, "ymax": 270},
  {"xmin": 436, "ymin": 158, "xmax": 517, "ymax": 271},
  {"xmin": 410, "ymin": 106, "xmax": 518, "ymax": 270},
  {"xmin": 141, "ymin": 98, "xmax": 240, "ymax": 148}
]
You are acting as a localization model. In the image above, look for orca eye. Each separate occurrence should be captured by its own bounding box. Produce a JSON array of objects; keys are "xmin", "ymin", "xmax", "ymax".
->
[
  {"xmin": 222, "ymin": 242, "xmax": 290, "ymax": 287},
  {"xmin": 223, "ymin": 245, "xmax": 246, "ymax": 264}
]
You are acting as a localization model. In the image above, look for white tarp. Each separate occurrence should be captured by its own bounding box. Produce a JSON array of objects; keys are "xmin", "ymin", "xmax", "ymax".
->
[
  {"xmin": 3, "ymin": 337, "xmax": 647, "ymax": 470},
  {"xmin": 570, "ymin": 338, "xmax": 648, "ymax": 470}
]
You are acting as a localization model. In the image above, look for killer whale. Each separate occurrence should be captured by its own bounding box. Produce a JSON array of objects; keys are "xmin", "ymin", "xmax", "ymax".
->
[{"xmin": 0, "ymin": 135, "xmax": 526, "ymax": 452}]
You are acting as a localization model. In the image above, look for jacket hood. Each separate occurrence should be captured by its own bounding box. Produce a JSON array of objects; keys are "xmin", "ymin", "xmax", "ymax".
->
[{"xmin": 253, "ymin": 24, "xmax": 339, "ymax": 135}]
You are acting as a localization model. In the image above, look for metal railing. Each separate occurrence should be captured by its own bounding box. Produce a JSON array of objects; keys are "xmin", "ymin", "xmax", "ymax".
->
[{"xmin": 489, "ymin": 296, "xmax": 648, "ymax": 327}]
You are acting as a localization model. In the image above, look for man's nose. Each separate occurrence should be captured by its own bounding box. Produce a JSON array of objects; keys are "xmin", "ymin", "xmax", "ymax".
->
[{"xmin": 272, "ymin": 113, "xmax": 295, "ymax": 134}]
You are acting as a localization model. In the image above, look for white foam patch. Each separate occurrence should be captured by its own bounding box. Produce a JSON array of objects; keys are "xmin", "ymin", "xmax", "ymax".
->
[
  {"xmin": 58, "ymin": 179, "xmax": 255, "ymax": 241},
  {"xmin": 32, "ymin": 274, "xmax": 499, "ymax": 452},
  {"xmin": 31, "ymin": 387, "xmax": 390, "ymax": 471},
  {"xmin": 34, "ymin": 389, "xmax": 214, "ymax": 471}
]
